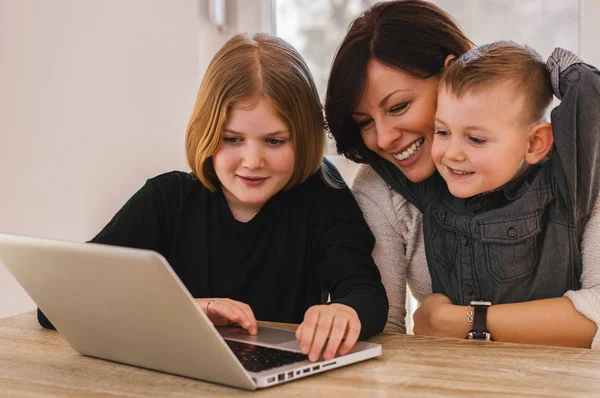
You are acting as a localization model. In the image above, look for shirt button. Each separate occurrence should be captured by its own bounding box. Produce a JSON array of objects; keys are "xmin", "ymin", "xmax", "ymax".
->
[
  {"xmin": 440, "ymin": 212, "xmax": 447, "ymax": 221},
  {"xmin": 461, "ymin": 237, "xmax": 468, "ymax": 246},
  {"xmin": 507, "ymin": 227, "xmax": 517, "ymax": 238},
  {"xmin": 465, "ymin": 285, "xmax": 474, "ymax": 295},
  {"xmin": 473, "ymin": 203, "xmax": 482, "ymax": 211}
]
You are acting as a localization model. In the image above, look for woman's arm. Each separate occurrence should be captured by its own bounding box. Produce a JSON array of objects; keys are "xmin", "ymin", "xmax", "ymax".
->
[
  {"xmin": 351, "ymin": 165, "xmax": 428, "ymax": 333},
  {"xmin": 549, "ymin": 49, "xmax": 600, "ymax": 232},
  {"xmin": 563, "ymin": 193, "xmax": 600, "ymax": 349},
  {"xmin": 414, "ymin": 196, "xmax": 600, "ymax": 349}
]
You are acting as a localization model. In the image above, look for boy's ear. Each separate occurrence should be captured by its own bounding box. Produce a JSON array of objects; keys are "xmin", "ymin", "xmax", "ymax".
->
[
  {"xmin": 443, "ymin": 54, "xmax": 457, "ymax": 69},
  {"xmin": 525, "ymin": 122, "xmax": 553, "ymax": 164}
]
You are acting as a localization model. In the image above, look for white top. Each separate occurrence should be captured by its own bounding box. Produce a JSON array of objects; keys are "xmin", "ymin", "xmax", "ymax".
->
[{"xmin": 352, "ymin": 164, "xmax": 600, "ymax": 349}]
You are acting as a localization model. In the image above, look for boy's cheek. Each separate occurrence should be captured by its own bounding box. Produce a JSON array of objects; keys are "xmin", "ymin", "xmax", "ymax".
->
[{"xmin": 430, "ymin": 140, "xmax": 445, "ymax": 166}]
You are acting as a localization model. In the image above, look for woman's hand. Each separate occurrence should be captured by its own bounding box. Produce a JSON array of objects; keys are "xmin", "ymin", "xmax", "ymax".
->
[
  {"xmin": 413, "ymin": 293, "xmax": 469, "ymax": 339},
  {"xmin": 296, "ymin": 303, "xmax": 361, "ymax": 362},
  {"xmin": 195, "ymin": 298, "xmax": 257, "ymax": 335}
]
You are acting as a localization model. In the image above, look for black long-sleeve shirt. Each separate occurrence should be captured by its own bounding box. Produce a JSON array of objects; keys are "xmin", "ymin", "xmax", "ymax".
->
[{"xmin": 39, "ymin": 165, "xmax": 388, "ymax": 339}]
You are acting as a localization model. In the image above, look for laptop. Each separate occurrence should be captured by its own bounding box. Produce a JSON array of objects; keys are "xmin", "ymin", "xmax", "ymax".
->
[{"xmin": 0, "ymin": 233, "xmax": 382, "ymax": 390}]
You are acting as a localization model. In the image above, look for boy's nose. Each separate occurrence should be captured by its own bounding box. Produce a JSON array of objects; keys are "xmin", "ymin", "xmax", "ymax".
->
[{"xmin": 444, "ymin": 138, "xmax": 466, "ymax": 162}]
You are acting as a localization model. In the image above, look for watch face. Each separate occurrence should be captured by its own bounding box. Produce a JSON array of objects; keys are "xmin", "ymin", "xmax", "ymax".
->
[{"xmin": 470, "ymin": 300, "xmax": 492, "ymax": 306}]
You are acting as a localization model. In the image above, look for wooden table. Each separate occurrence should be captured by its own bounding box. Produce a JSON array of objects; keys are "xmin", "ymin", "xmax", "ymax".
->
[{"xmin": 1, "ymin": 312, "xmax": 599, "ymax": 397}]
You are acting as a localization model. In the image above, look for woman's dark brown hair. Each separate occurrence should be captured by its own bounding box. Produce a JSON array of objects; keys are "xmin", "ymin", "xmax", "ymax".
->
[{"xmin": 325, "ymin": 0, "xmax": 474, "ymax": 163}]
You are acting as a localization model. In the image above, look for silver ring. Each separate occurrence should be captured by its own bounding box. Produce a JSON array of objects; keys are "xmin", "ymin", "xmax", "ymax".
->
[{"xmin": 206, "ymin": 299, "xmax": 215, "ymax": 311}]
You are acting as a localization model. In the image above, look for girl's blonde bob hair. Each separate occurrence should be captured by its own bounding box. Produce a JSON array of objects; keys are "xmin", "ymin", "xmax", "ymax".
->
[{"xmin": 185, "ymin": 33, "xmax": 325, "ymax": 191}]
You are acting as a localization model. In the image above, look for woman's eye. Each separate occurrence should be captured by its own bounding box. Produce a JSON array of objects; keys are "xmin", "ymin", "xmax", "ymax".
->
[
  {"xmin": 356, "ymin": 119, "xmax": 373, "ymax": 129},
  {"xmin": 389, "ymin": 102, "xmax": 409, "ymax": 114},
  {"xmin": 434, "ymin": 130, "xmax": 449, "ymax": 136},
  {"xmin": 266, "ymin": 138, "xmax": 286, "ymax": 146},
  {"xmin": 223, "ymin": 137, "xmax": 241, "ymax": 144},
  {"xmin": 469, "ymin": 136, "xmax": 486, "ymax": 145}
]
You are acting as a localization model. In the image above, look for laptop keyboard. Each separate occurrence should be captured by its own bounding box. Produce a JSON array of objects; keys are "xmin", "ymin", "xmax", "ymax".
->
[{"xmin": 225, "ymin": 340, "xmax": 308, "ymax": 373}]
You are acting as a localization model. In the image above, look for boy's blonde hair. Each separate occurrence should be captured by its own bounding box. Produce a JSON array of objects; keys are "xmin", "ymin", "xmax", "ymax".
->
[
  {"xmin": 185, "ymin": 33, "xmax": 325, "ymax": 191},
  {"xmin": 440, "ymin": 41, "xmax": 553, "ymax": 125}
]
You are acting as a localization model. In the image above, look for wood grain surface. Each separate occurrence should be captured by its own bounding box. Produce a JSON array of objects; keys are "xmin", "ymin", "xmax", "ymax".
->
[{"xmin": 1, "ymin": 311, "xmax": 599, "ymax": 397}]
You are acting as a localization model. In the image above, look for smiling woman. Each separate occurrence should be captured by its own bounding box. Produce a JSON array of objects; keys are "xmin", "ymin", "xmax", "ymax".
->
[
  {"xmin": 324, "ymin": 0, "xmax": 473, "ymax": 335},
  {"xmin": 350, "ymin": 61, "xmax": 442, "ymax": 183}
]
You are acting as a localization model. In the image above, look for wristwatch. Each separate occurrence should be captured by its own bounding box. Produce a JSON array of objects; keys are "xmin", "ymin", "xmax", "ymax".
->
[{"xmin": 467, "ymin": 300, "xmax": 492, "ymax": 341}]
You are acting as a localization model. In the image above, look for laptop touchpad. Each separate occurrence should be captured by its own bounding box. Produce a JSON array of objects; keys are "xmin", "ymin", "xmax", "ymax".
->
[{"xmin": 222, "ymin": 326, "xmax": 297, "ymax": 345}]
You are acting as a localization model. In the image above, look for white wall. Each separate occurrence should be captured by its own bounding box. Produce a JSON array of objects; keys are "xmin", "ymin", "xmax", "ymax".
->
[
  {"xmin": 0, "ymin": 0, "xmax": 269, "ymax": 318},
  {"xmin": 2, "ymin": 0, "xmax": 596, "ymax": 320},
  {"xmin": 580, "ymin": 0, "xmax": 600, "ymax": 66}
]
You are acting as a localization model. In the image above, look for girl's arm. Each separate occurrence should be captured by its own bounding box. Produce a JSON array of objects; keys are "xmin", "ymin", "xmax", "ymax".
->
[
  {"xmin": 313, "ymin": 176, "xmax": 389, "ymax": 340},
  {"xmin": 297, "ymin": 163, "xmax": 389, "ymax": 361}
]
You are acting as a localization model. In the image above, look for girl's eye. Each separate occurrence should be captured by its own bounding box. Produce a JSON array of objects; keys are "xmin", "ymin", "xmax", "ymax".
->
[
  {"xmin": 223, "ymin": 136, "xmax": 241, "ymax": 144},
  {"xmin": 434, "ymin": 130, "xmax": 449, "ymax": 137},
  {"xmin": 266, "ymin": 138, "xmax": 286, "ymax": 146},
  {"xmin": 469, "ymin": 136, "xmax": 486, "ymax": 145},
  {"xmin": 389, "ymin": 102, "xmax": 409, "ymax": 114}
]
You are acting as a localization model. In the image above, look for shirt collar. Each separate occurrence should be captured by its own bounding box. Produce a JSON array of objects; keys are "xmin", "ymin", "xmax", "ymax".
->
[{"xmin": 502, "ymin": 165, "xmax": 539, "ymax": 201}]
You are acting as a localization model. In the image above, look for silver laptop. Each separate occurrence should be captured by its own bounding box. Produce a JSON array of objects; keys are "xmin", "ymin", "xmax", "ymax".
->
[{"xmin": 0, "ymin": 233, "xmax": 382, "ymax": 390}]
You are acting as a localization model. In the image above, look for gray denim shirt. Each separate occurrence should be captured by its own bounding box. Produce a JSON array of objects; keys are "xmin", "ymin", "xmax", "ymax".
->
[{"xmin": 373, "ymin": 52, "xmax": 600, "ymax": 305}]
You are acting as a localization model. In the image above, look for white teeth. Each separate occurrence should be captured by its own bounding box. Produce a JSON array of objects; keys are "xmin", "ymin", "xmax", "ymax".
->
[
  {"xmin": 449, "ymin": 168, "xmax": 473, "ymax": 175},
  {"xmin": 393, "ymin": 138, "xmax": 424, "ymax": 161}
]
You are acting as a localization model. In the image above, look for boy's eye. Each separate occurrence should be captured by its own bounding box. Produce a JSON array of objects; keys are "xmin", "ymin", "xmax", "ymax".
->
[
  {"xmin": 266, "ymin": 138, "xmax": 286, "ymax": 146},
  {"xmin": 434, "ymin": 130, "xmax": 449, "ymax": 136},
  {"xmin": 469, "ymin": 136, "xmax": 486, "ymax": 145}
]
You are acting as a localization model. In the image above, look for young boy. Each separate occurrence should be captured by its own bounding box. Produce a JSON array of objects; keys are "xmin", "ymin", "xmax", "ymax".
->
[{"xmin": 374, "ymin": 42, "xmax": 600, "ymax": 339}]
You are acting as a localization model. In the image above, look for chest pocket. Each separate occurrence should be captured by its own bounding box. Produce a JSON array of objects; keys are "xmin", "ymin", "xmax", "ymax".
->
[{"xmin": 479, "ymin": 213, "xmax": 540, "ymax": 283}]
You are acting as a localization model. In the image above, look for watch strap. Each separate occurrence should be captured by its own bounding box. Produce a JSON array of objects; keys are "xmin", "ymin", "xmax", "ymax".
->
[{"xmin": 468, "ymin": 302, "xmax": 491, "ymax": 341}]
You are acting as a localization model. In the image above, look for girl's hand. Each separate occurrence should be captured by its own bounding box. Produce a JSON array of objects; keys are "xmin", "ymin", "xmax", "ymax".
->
[
  {"xmin": 195, "ymin": 298, "xmax": 258, "ymax": 335},
  {"xmin": 296, "ymin": 303, "xmax": 361, "ymax": 362}
]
